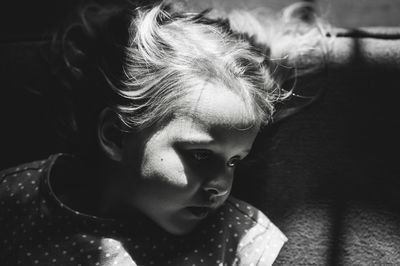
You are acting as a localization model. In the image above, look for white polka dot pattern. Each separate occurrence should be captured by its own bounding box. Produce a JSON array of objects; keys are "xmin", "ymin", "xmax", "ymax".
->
[{"xmin": 0, "ymin": 154, "xmax": 287, "ymax": 265}]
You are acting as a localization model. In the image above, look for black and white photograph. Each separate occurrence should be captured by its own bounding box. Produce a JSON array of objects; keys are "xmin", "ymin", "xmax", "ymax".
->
[{"xmin": 1, "ymin": 0, "xmax": 399, "ymax": 265}]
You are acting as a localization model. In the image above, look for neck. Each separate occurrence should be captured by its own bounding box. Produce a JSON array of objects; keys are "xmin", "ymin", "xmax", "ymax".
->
[{"xmin": 51, "ymin": 155, "xmax": 126, "ymax": 219}]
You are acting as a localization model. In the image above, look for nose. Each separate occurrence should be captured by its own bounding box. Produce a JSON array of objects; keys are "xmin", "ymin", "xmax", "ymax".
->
[
  {"xmin": 203, "ymin": 186, "xmax": 229, "ymax": 197},
  {"xmin": 202, "ymin": 170, "xmax": 232, "ymax": 199}
]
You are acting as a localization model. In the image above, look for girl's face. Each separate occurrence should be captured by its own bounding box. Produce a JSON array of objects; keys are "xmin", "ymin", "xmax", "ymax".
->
[{"xmin": 118, "ymin": 82, "xmax": 259, "ymax": 235}]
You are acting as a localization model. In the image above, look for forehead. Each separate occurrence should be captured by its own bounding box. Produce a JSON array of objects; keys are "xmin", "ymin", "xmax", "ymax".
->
[{"xmin": 177, "ymin": 81, "xmax": 259, "ymax": 131}]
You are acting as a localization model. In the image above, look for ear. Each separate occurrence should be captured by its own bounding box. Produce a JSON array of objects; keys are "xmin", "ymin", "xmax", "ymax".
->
[{"xmin": 97, "ymin": 108, "xmax": 124, "ymax": 162}]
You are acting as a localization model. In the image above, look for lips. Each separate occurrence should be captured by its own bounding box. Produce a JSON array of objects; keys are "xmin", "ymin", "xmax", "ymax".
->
[{"xmin": 186, "ymin": 206, "xmax": 211, "ymax": 219}]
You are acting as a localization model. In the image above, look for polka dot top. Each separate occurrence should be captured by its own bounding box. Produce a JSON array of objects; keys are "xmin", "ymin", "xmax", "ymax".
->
[{"xmin": 0, "ymin": 154, "xmax": 287, "ymax": 266}]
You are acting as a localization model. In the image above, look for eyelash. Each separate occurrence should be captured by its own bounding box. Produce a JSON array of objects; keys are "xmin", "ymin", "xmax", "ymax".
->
[
  {"xmin": 190, "ymin": 150, "xmax": 211, "ymax": 161},
  {"xmin": 227, "ymin": 156, "xmax": 241, "ymax": 167},
  {"xmin": 189, "ymin": 150, "xmax": 241, "ymax": 168}
]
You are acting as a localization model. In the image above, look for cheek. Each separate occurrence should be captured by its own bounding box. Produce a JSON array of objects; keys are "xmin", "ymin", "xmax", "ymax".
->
[{"xmin": 140, "ymin": 145, "xmax": 189, "ymax": 188}]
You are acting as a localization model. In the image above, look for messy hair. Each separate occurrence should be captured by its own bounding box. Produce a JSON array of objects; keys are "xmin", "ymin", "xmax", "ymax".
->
[
  {"xmin": 51, "ymin": 0, "xmax": 328, "ymax": 155},
  {"xmin": 115, "ymin": 3, "xmax": 290, "ymax": 130}
]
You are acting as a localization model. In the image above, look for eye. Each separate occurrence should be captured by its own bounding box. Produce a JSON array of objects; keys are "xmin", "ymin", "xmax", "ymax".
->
[
  {"xmin": 190, "ymin": 150, "xmax": 212, "ymax": 161},
  {"xmin": 227, "ymin": 156, "xmax": 241, "ymax": 168}
]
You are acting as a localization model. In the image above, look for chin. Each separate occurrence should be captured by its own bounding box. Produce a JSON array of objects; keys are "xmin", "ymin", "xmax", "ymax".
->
[{"xmin": 160, "ymin": 220, "xmax": 199, "ymax": 236}]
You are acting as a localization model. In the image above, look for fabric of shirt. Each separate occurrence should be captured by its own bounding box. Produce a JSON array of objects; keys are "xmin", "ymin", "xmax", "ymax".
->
[{"xmin": 0, "ymin": 154, "xmax": 287, "ymax": 266}]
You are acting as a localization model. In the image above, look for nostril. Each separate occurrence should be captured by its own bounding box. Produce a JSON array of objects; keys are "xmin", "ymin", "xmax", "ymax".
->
[
  {"xmin": 204, "ymin": 187, "xmax": 228, "ymax": 198},
  {"xmin": 205, "ymin": 187, "xmax": 219, "ymax": 195}
]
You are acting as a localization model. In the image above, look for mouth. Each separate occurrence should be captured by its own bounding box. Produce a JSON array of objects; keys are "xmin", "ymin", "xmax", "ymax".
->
[{"xmin": 185, "ymin": 206, "xmax": 212, "ymax": 219}]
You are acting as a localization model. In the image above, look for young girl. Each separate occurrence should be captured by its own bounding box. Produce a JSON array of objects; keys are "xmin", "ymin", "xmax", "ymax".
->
[{"xmin": 0, "ymin": 1, "xmax": 327, "ymax": 265}]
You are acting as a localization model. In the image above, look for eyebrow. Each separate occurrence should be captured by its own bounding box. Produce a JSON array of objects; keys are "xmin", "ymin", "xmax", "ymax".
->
[
  {"xmin": 174, "ymin": 134, "xmax": 214, "ymax": 145},
  {"xmin": 175, "ymin": 136, "xmax": 252, "ymax": 155}
]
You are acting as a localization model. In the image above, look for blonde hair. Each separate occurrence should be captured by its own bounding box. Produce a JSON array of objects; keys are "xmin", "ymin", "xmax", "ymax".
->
[
  {"xmin": 227, "ymin": 2, "xmax": 330, "ymax": 75},
  {"xmin": 112, "ymin": 3, "xmax": 292, "ymax": 130},
  {"xmin": 55, "ymin": 1, "xmax": 328, "ymax": 153}
]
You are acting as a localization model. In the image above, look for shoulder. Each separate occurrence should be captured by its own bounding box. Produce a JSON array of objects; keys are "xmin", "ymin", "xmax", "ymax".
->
[
  {"xmin": 0, "ymin": 155, "xmax": 58, "ymax": 203},
  {"xmin": 219, "ymin": 197, "xmax": 288, "ymax": 265}
]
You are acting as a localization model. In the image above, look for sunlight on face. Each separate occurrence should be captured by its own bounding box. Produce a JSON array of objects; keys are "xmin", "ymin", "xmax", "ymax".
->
[{"xmin": 119, "ymin": 82, "xmax": 260, "ymax": 235}]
